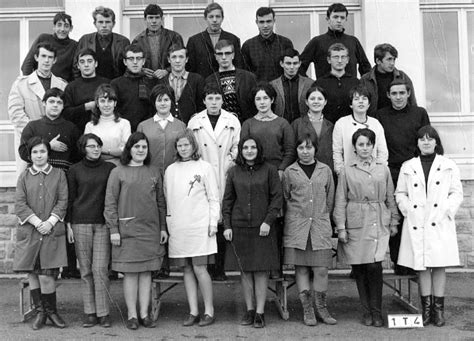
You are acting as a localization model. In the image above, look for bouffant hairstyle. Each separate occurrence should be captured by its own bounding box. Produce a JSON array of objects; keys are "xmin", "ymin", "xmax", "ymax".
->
[{"xmin": 150, "ymin": 84, "xmax": 175, "ymax": 106}]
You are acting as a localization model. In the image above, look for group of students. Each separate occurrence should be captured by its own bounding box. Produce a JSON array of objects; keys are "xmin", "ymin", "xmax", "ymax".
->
[{"xmin": 10, "ymin": 0, "xmax": 464, "ymax": 334}]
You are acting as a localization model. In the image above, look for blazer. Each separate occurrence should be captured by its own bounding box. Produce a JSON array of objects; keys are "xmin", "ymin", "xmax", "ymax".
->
[
  {"xmin": 270, "ymin": 75, "xmax": 314, "ymax": 122},
  {"xmin": 205, "ymin": 68, "xmax": 257, "ymax": 122},
  {"xmin": 132, "ymin": 28, "xmax": 184, "ymax": 72},
  {"xmin": 157, "ymin": 72, "xmax": 205, "ymax": 124},
  {"xmin": 73, "ymin": 32, "xmax": 130, "ymax": 79},
  {"xmin": 186, "ymin": 30, "xmax": 244, "ymax": 79}
]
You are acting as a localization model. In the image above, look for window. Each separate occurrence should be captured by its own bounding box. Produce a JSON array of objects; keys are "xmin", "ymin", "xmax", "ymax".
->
[{"xmin": 422, "ymin": 7, "xmax": 474, "ymax": 115}]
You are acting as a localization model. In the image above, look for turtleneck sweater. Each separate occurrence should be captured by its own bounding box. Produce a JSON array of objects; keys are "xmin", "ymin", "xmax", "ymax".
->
[
  {"xmin": 420, "ymin": 153, "xmax": 436, "ymax": 187},
  {"xmin": 84, "ymin": 115, "xmax": 131, "ymax": 155},
  {"xmin": 66, "ymin": 157, "xmax": 116, "ymax": 224}
]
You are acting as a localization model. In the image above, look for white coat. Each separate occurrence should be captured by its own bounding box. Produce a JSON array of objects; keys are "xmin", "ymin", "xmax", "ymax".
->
[
  {"xmin": 8, "ymin": 72, "xmax": 67, "ymax": 171},
  {"xmin": 395, "ymin": 155, "xmax": 463, "ymax": 270},
  {"xmin": 164, "ymin": 159, "xmax": 220, "ymax": 258},
  {"xmin": 188, "ymin": 109, "xmax": 240, "ymax": 204}
]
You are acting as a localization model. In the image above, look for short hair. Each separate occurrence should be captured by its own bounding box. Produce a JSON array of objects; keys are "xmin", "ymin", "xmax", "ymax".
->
[
  {"xmin": 203, "ymin": 84, "xmax": 223, "ymax": 99},
  {"xmin": 35, "ymin": 42, "xmax": 56, "ymax": 58},
  {"xmin": 215, "ymin": 39, "xmax": 234, "ymax": 52},
  {"xmin": 168, "ymin": 44, "xmax": 187, "ymax": 57},
  {"xmin": 77, "ymin": 133, "xmax": 103, "ymax": 158},
  {"xmin": 415, "ymin": 125, "xmax": 444, "ymax": 156},
  {"xmin": 352, "ymin": 128, "xmax": 376, "ymax": 148},
  {"xmin": 174, "ymin": 129, "xmax": 201, "ymax": 162},
  {"xmin": 204, "ymin": 3, "xmax": 224, "ymax": 18},
  {"xmin": 305, "ymin": 85, "xmax": 328, "ymax": 100},
  {"xmin": 327, "ymin": 42, "xmax": 348, "ymax": 57},
  {"xmin": 27, "ymin": 136, "xmax": 51, "ymax": 161},
  {"xmin": 296, "ymin": 134, "xmax": 319, "ymax": 154},
  {"xmin": 256, "ymin": 7, "xmax": 275, "ymax": 19},
  {"xmin": 42, "ymin": 87, "xmax": 65, "ymax": 102},
  {"xmin": 279, "ymin": 48, "xmax": 300, "ymax": 63},
  {"xmin": 93, "ymin": 84, "xmax": 120, "ymax": 125},
  {"xmin": 123, "ymin": 44, "xmax": 144, "ymax": 57},
  {"xmin": 144, "ymin": 4, "xmax": 163, "ymax": 18},
  {"xmin": 150, "ymin": 84, "xmax": 175, "ymax": 105},
  {"xmin": 77, "ymin": 48, "xmax": 97, "ymax": 62},
  {"xmin": 388, "ymin": 78, "xmax": 411, "ymax": 94},
  {"xmin": 120, "ymin": 132, "xmax": 151, "ymax": 166},
  {"xmin": 235, "ymin": 135, "xmax": 265, "ymax": 167},
  {"xmin": 326, "ymin": 3, "xmax": 348, "ymax": 18},
  {"xmin": 53, "ymin": 12, "xmax": 72, "ymax": 26},
  {"xmin": 374, "ymin": 43, "xmax": 398, "ymax": 63},
  {"xmin": 349, "ymin": 84, "xmax": 372, "ymax": 104},
  {"xmin": 93, "ymin": 6, "xmax": 115, "ymax": 23}
]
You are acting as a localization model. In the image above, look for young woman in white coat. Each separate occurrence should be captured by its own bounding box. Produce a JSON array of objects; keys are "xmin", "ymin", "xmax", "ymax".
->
[
  {"xmin": 396, "ymin": 125, "xmax": 463, "ymax": 327},
  {"xmin": 188, "ymin": 84, "xmax": 240, "ymax": 281},
  {"xmin": 164, "ymin": 129, "xmax": 220, "ymax": 327}
]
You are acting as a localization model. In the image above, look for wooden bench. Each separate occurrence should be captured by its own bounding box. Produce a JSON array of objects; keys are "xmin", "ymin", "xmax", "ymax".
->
[
  {"xmin": 150, "ymin": 272, "xmax": 419, "ymax": 321},
  {"xmin": 20, "ymin": 272, "xmax": 418, "ymax": 322}
]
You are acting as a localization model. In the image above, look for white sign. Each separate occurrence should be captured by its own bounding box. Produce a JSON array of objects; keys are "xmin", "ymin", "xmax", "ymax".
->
[{"xmin": 387, "ymin": 314, "xmax": 424, "ymax": 328}]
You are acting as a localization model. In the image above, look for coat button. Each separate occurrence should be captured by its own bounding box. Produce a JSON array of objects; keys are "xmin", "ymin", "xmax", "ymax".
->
[
  {"xmin": 436, "ymin": 181, "xmax": 440, "ymax": 185},
  {"xmin": 432, "ymin": 222, "xmax": 436, "ymax": 226},
  {"xmin": 413, "ymin": 226, "xmax": 417, "ymax": 230},
  {"xmin": 437, "ymin": 168, "xmax": 440, "ymax": 171},
  {"xmin": 414, "ymin": 183, "xmax": 418, "ymax": 187},
  {"xmin": 413, "ymin": 205, "xmax": 417, "ymax": 208},
  {"xmin": 434, "ymin": 203, "xmax": 438, "ymax": 207}
]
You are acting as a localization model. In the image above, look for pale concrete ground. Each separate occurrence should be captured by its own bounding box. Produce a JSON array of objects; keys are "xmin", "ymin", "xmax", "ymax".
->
[{"xmin": 0, "ymin": 272, "xmax": 473, "ymax": 341}]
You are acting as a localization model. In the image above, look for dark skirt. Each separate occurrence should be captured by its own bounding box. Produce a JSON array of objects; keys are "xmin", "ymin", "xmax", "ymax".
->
[
  {"xmin": 284, "ymin": 236, "xmax": 333, "ymax": 267},
  {"xmin": 112, "ymin": 257, "xmax": 162, "ymax": 273},
  {"xmin": 170, "ymin": 254, "xmax": 216, "ymax": 267},
  {"xmin": 225, "ymin": 226, "xmax": 280, "ymax": 272}
]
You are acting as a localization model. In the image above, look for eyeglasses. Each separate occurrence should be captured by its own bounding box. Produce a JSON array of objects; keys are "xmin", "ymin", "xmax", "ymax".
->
[
  {"xmin": 330, "ymin": 55, "xmax": 348, "ymax": 61},
  {"xmin": 125, "ymin": 56, "xmax": 144, "ymax": 62},
  {"xmin": 85, "ymin": 145, "xmax": 102, "ymax": 149},
  {"xmin": 215, "ymin": 51, "xmax": 233, "ymax": 57}
]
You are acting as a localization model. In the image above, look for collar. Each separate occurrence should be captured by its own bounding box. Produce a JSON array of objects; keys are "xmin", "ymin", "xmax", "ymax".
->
[
  {"xmin": 146, "ymin": 28, "xmax": 162, "ymax": 36},
  {"xmin": 169, "ymin": 71, "xmax": 188, "ymax": 81},
  {"xmin": 350, "ymin": 156, "xmax": 377, "ymax": 169},
  {"xmin": 258, "ymin": 33, "xmax": 276, "ymax": 43},
  {"xmin": 97, "ymin": 33, "xmax": 112, "ymax": 42},
  {"xmin": 282, "ymin": 74, "xmax": 299, "ymax": 83},
  {"xmin": 206, "ymin": 28, "xmax": 222, "ymax": 35},
  {"xmin": 328, "ymin": 71, "xmax": 352, "ymax": 79},
  {"xmin": 390, "ymin": 104, "xmax": 410, "ymax": 114},
  {"xmin": 326, "ymin": 28, "xmax": 345, "ymax": 38},
  {"xmin": 36, "ymin": 70, "xmax": 52, "ymax": 79},
  {"xmin": 153, "ymin": 114, "xmax": 174, "ymax": 123},
  {"xmin": 29, "ymin": 164, "xmax": 52, "ymax": 175}
]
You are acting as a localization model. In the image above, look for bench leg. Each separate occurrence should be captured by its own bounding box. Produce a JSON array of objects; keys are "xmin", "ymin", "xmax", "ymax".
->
[
  {"xmin": 273, "ymin": 280, "xmax": 289, "ymax": 320},
  {"xmin": 151, "ymin": 282, "xmax": 162, "ymax": 322},
  {"xmin": 20, "ymin": 280, "xmax": 36, "ymax": 322}
]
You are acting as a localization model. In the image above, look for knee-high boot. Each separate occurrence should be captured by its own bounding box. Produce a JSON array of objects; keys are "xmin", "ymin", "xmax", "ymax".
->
[
  {"xmin": 43, "ymin": 292, "xmax": 66, "ymax": 328},
  {"xmin": 433, "ymin": 296, "xmax": 445, "ymax": 327},
  {"xmin": 420, "ymin": 295, "xmax": 432, "ymax": 326},
  {"xmin": 31, "ymin": 290, "xmax": 46, "ymax": 330}
]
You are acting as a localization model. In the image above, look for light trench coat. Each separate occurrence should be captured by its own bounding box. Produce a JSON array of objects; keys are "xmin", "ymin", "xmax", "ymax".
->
[
  {"xmin": 282, "ymin": 161, "xmax": 335, "ymax": 251},
  {"xmin": 395, "ymin": 155, "xmax": 463, "ymax": 270},
  {"xmin": 333, "ymin": 160, "xmax": 399, "ymax": 265},
  {"xmin": 164, "ymin": 159, "xmax": 220, "ymax": 258},
  {"xmin": 188, "ymin": 109, "xmax": 241, "ymax": 204}
]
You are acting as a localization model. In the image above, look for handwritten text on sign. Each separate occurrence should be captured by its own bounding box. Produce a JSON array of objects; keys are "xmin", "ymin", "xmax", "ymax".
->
[{"xmin": 387, "ymin": 314, "xmax": 424, "ymax": 328}]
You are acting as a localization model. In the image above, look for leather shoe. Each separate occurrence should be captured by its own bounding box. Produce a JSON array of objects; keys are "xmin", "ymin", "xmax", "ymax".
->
[
  {"xmin": 140, "ymin": 315, "xmax": 156, "ymax": 328},
  {"xmin": 32, "ymin": 311, "xmax": 47, "ymax": 330},
  {"xmin": 82, "ymin": 314, "xmax": 97, "ymax": 328},
  {"xmin": 48, "ymin": 312, "xmax": 66, "ymax": 328},
  {"xmin": 198, "ymin": 314, "xmax": 215, "ymax": 327},
  {"xmin": 126, "ymin": 317, "xmax": 139, "ymax": 330},
  {"xmin": 99, "ymin": 315, "xmax": 111, "ymax": 328},
  {"xmin": 253, "ymin": 313, "xmax": 265, "ymax": 328},
  {"xmin": 240, "ymin": 310, "xmax": 255, "ymax": 326},
  {"xmin": 362, "ymin": 312, "xmax": 373, "ymax": 326},
  {"xmin": 372, "ymin": 313, "xmax": 384, "ymax": 327},
  {"xmin": 183, "ymin": 314, "xmax": 200, "ymax": 326}
]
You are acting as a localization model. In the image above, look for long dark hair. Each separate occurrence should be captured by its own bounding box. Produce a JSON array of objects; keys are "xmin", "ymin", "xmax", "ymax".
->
[
  {"xmin": 414, "ymin": 125, "xmax": 444, "ymax": 156},
  {"xmin": 120, "ymin": 132, "xmax": 151, "ymax": 165},
  {"xmin": 235, "ymin": 135, "xmax": 265, "ymax": 167}
]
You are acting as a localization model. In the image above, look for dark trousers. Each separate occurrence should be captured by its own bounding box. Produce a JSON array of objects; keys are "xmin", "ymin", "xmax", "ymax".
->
[
  {"xmin": 64, "ymin": 239, "xmax": 78, "ymax": 274},
  {"xmin": 352, "ymin": 262, "xmax": 383, "ymax": 314},
  {"xmin": 208, "ymin": 223, "xmax": 226, "ymax": 276}
]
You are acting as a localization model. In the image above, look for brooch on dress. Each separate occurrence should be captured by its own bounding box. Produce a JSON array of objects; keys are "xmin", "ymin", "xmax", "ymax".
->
[{"xmin": 188, "ymin": 174, "xmax": 202, "ymax": 196}]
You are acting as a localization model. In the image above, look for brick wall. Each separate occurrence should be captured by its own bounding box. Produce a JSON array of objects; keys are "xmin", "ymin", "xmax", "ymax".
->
[{"xmin": 0, "ymin": 181, "xmax": 473, "ymax": 273}]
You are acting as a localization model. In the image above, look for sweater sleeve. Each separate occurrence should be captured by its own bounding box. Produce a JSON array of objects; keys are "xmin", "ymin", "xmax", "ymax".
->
[
  {"xmin": 104, "ymin": 168, "xmax": 121, "ymax": 234},
  {"xmin": 21, "ymin": 35, "xmax": 43, "ymax": 76},
  {"xmin": 65, "ymin": 165, "xmax": 78, "ymax": 223},
  {"xmin": 155, "ymin": 171, "xmax": 167, "ymax": 232},
  {"xmin": 332, "ymin": 120, "xmax": 344, "ymax": 175},
  {"xmin": 279, "ymin": 120, "xmax": 296, "ymax": 170},
  {"xmin": 355, "ymin": 38, "xmax": 371, "ymax": 77},
  {"xmin": 62, "ymin": 83, "xmax": 86, "ymax": 123},
  {"xmin": 19, "ymin": 123, "xmax": 34, "ymax": 163},
  {"xmin": 264, "ymin": 165, "xmax": 283, "ymax": 226},
  {"xmin": 299, "ymin": 38, "xmax": 316, "ymax": 76}
]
